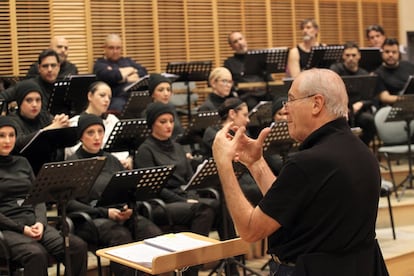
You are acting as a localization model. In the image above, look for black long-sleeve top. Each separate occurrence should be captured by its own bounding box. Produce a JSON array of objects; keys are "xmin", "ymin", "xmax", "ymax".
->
[
  {"xmin": 135, "ymin": 135, "xmax": 193, "ymax": 203},
  {"xmin": 66, "ymin": 147, "xmax": 124, "ymax": 219},
  {"xmin": 0, "ymin": 155, "xmax": 47, "ymax": 233},
  {"xmin": 0, "ymin": 76, "xmax": 55, "ymax": 113}
]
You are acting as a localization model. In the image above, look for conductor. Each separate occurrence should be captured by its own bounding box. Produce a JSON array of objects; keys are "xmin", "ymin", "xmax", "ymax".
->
[{"xmin": 212, "ymin": 68, "xmax": 388, "ymax": 275}]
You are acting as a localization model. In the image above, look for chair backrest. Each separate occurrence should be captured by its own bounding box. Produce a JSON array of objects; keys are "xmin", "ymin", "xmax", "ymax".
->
[{"xmin": 374, "ymin": 106, "xmax": 414, "ymax": 145}]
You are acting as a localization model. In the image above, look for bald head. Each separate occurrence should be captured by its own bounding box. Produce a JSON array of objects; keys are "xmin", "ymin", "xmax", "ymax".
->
[
  {"xmin": 50, "ymin": 36, "xmax": 69, "ymax": 63},
  {"xmin": 296, "ymin": 69, "xmax": 348, "ymax": 118},
  {"xmin": 104, "ymin": 34, "xmax": 123, "ymax": 62}
]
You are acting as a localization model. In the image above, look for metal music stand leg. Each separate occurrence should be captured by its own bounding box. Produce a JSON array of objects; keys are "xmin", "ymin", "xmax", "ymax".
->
[{"xmin": 395, "ymin": 119, "xmax": 414, "ymax": 197}]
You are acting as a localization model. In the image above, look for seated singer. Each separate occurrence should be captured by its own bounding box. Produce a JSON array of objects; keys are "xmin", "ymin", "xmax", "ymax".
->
[
  {"xmin": 0, "ymin": 116, "xmax": 88, "ymax": 276},
  {"xmin": 66, "ymin": 114, "xmax": 163, "ymax": 276},
  {"xmin": 212, "ymin": 69, "xmax": 388, "ymax": 276}
]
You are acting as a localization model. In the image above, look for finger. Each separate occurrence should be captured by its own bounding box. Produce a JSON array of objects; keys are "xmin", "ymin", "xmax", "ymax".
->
[{"xmin": 257, "ymin": 127, "xmax": 271, "ymax": 145}]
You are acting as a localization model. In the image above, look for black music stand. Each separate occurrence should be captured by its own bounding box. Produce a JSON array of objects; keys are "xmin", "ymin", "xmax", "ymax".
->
[
  {"xmin": 399, "ymin": 75, "xmax": 414, "ymax": 95},
  {"xmin": 359, "ymin": 47, "xmax": 382, "ymax": 72},
  {"xmin": 0, "ymin": 100, "xmax": 4, "ymax": 114},
  {"xmin": 123, "ymin": 74, "xmax": 150, "ymax": 93},
  {"xmin": 263, "ymin": 121, "xmax": 295, "ymax": 160},
  {"xmin": 0, "ymin": 75, "xmax": 23, "ymax": 91},
  {"xmin": 341, "ymin": 75, "xmax": 378, "ymax": 102},
  {"xmin": 248, "ymin": 101, "xmax": 272, "ymax": 129},
  {"xmin": 166, "ymin": 61, "xmax": 212, "ymax": 122},
  {"xmin": 176, "ymin": 111, "xmax": 220, "ymax": 146},
  {"xmin": 385, "ymin": 96, "xmax": 414, "ymax": 195},
  {"xmin": 97, "ymin": 165, "xmax": 175, "ymax": 239},
  {"xmin": 50, "ymin": 74, "xmax": 96, "ymax": 116},
  {"xmin": 103, "ymin": 119, "xmax": 150, "ymax": 152},
  {"xmin": 19, "ymin": 127, "xmax": 78, "ymax": 175},
  {"xmin": 120, "ymin": 91, "xmax": 152, "ymax": 119},
  {"xmin": 306, "ymin": 45, "xmax": 344, "ymax": 69},
  {"xmin": 24, "ymin": 157, "xmax": 106, "ymax": 276},
  {"xmin": 183, "ymin": 158, "xmax": 260, "ymax": 276}
]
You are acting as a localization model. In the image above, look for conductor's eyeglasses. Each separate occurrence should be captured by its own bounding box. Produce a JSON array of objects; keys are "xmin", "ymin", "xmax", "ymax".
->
[{"xmin": 282, "ymin": 94, "xmax": 316, "ymax": 107}]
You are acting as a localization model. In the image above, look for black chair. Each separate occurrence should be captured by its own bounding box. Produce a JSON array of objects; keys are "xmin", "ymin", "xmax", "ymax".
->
[
  {"xmin": 0, "ymin": 216, "xmax": 65, "ymax": 276},
  {"xmin": 380, "ymin": 180, "xmax": 396, "ymax": 240}
]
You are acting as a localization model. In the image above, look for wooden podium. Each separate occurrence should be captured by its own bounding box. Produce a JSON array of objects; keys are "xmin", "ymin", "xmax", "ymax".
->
[{"xmin": 96, "ymin": 232, "xmax": 250, "ymax": 275}]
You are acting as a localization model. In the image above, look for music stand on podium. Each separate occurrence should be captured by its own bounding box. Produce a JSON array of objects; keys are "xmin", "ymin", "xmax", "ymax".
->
[
  {"xmin": 385, "ymin": 96, "xmax": 414, "ymax": 197},
  {"xmin": 305, "ymin": 45, "xmax": 344, "ymax": 69},
  {"xmin": 166, "ymin": 61, "xmax": 212, "ymax": 122},
  {"xmin": 96, "ymin": 232, "xmax": 250, "ymax": 275},
  {"xmin": 120, "ymin": 91, "xmax": 152, "ymax": 119},
  {"xmin": 50, "ymin": 74, "xmax": 96, "ymax": 116},
  {"xmin": 103, "ymin": 119, "xmax": 150, "ymax": 152},
  {"xmin": 24, "ymin": 157, "xmax": 106, "ymax": 276}
]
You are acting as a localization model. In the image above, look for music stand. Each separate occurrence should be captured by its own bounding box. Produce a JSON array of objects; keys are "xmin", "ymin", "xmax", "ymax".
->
[
  {"xmin": 305, "ymin": 45, "xmax": 344, "ymax": 69},
  {"xmin": 359, "ymin": 47, "xmax": 382, "ymax": 72},
  {"xmin": 263, "ymin": 121, "xmax": 295, "ymax": 160},
  {"xmin": 341, "ymin": 75, "xmax": 378, "ymax": 102},
  {"xmin": 103, "ymin": 119, "xmax": 150, "ymax": 152},
  {"xmin": 50, "ymin": 74, "xmax": 96, "ymax": 116},
  {"xmin": 166, "ymin": 61, "xmax": 212, "ymax": 122},
  {"xmin": 120, "ymin": 91, "xmax": 152, "ymax": 119},
  {"xmin": 399, "ymin": 75, "xmax": 414, "ymax": 95},
  {"xmin": 176, "ymin": 111, "xmax": 220, "ymax": 145},
  {"xmin": 97, "ymin": 165, "xmax": 176, "ymax": 207},
  {"xmin": 24, "ymin": 157, "xmax": 106, "ymax": 276},
  {"xmin": 183, "ymin": 159, "xmax": 260, "ymax": 276},
  {"xmin": 385, "ymin": 95, "xmax": 414, "ymax": 195},
  {"xmin": 0, "ymin": 75, "xmax": 23, "ymax": 91},
  {"xmin": 248, "ymin": 101, "xmax": 272, "ymax": 128}
]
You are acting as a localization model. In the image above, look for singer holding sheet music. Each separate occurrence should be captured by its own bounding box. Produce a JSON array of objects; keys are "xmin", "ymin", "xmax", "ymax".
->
[
  {"xmin": 0, "ymin": 116, "xmax": 88, "ymax": 276},
  {"xmin": 8, "ymin": 80, "xmax": 70, "ymax": 173},
  {"xmin": 66, "ymin": 113, "xmax": 162, "ymax": 276},
  {"xmin": 212, "ymin": 69, "xmax": 388, "ymax": 276},
  {"xmin": 94, "ymin": 34, "xmax": 148, "ymax": 112}
]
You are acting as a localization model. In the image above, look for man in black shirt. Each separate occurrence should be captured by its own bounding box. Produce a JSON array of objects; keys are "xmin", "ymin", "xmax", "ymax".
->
[
  {"xmin": 375, "ymin": 38, "xmax": 414, "ymax": 106},
  {"xmin": 330, "ymin": 41, "xmax": 376, "ymax": 145},
  {"xmin": 1, "ymin": 49, "xmax": 61, "ymax": 114},
  {"xmin": 26, "ymin": 36, "xmax": 78, "ymax": 79},
  {"xmin": 213, "ymin": 68, "xmax": 388, "ymax": 276}
]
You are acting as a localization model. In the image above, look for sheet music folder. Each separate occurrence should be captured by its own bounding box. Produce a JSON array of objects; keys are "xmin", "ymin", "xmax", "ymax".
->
[
  {"xmin": 19, "ymin": 127, "xmax": 78, "ymax": 155},
  {"xmin": 96, "ymin": 165, "xmax": 176, "ymax": 207}
]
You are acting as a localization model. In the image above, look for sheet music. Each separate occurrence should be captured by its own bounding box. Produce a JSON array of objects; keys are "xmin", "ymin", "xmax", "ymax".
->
[
  {"xmin": 144, "ymin": 233, "xmax": 213, "ymax": 252},
  {"xmin": 104, "ymin": 233, "xmax": 213, "ymax": 268},
  {"xmin": 105, "ymin": 243, "xmax": 170, "ymax": 268}
]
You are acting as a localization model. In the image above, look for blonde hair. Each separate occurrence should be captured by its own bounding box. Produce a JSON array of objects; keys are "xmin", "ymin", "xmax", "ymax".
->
[{"xmin": 208, "ymin": 67, "xmax": 232, "ymax": 86}]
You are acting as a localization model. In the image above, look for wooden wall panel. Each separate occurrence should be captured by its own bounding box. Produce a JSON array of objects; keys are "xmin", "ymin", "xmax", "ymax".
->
[{"xmin": 0, "ymin": 0, "xmax": 400, "ymax": 76}]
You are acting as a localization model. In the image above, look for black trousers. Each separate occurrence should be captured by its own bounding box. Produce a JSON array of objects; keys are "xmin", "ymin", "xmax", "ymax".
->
[
  {"xmin": 269, "ymin": 259, "xmax": 295, "ymax": 276},
  {"xmin": 2, "ymin": 225, "xmax": 88, "ymax": 276}
]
